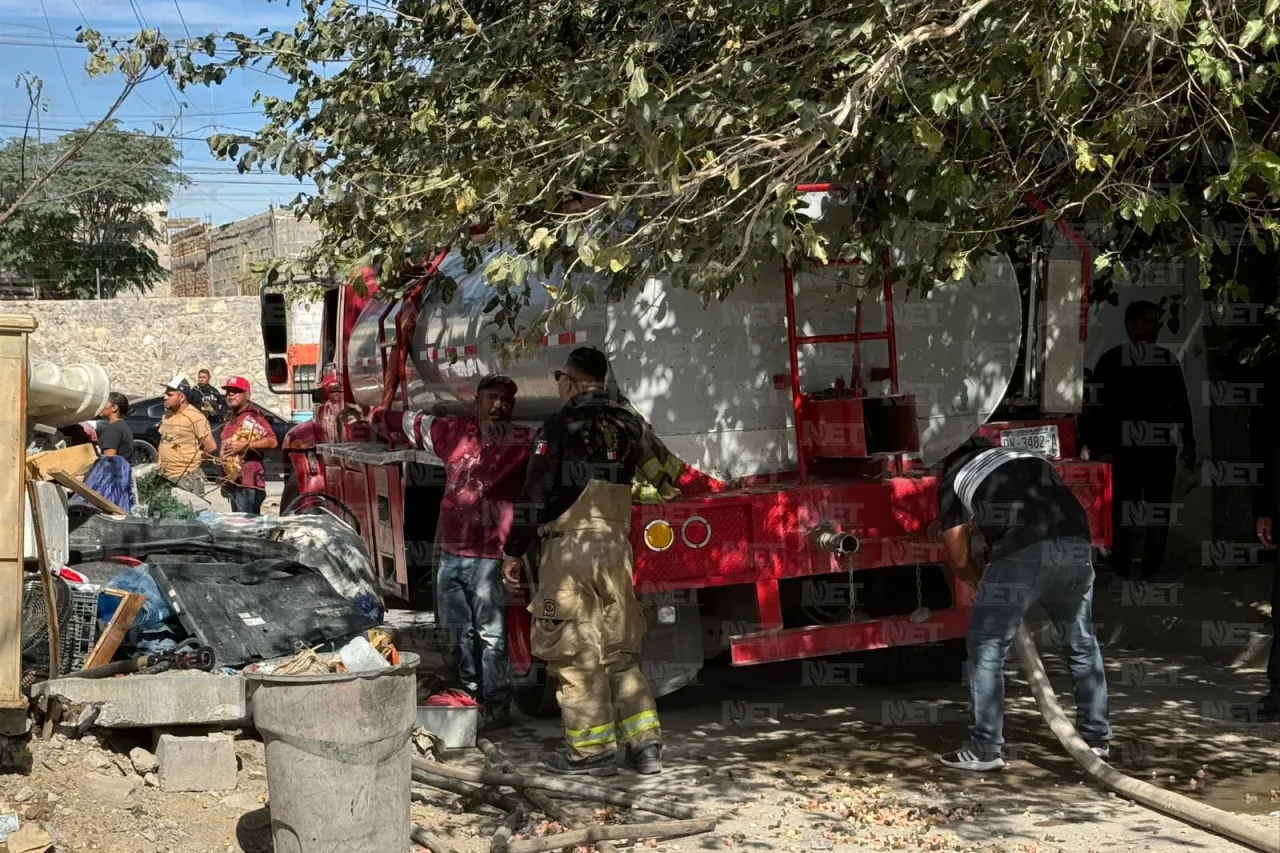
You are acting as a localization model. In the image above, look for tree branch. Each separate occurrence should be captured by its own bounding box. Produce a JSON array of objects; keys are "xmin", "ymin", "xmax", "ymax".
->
[{"xmin": 0, "ymin": 74, "xmax": 141, "ymax": 229}]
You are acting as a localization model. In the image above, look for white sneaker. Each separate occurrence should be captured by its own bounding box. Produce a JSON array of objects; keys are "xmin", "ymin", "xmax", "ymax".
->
[
  {"xmin": 940, "ymin": 747, "xmax": 1006, "ymax": 772},
  {"xmin": 1091, "ymin": 744, "xmax": 1110, "ymax": 760}
]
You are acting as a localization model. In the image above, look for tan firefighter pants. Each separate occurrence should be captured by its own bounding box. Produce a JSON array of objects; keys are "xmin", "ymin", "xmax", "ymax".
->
[{"xmin": 530, "ymin": 482, "xmax": 662, "ymax": 759}]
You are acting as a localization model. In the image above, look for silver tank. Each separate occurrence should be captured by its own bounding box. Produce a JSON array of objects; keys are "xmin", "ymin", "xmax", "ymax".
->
[{"xmin": 346, "ymin": 197, "xmax": 1026, "ymax": 479}]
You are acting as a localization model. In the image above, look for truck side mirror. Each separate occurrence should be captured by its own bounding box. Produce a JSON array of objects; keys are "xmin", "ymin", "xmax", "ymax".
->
[
  {"xmin": 261, "ymin": 289, "xmax": 291, "ymax": 393},
  {"xmin": 267, "ymin": 356, "xmax": 289, "ymax": 387}
]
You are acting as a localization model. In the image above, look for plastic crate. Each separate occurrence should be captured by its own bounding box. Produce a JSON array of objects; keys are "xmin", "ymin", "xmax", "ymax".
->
[
  {"xmin": 29, "ymin": 583, "xmax": 101, "ymax": 676},
  {"xmin": 61, "ymin": 584, "xmax": 102, "ymax": 673}
]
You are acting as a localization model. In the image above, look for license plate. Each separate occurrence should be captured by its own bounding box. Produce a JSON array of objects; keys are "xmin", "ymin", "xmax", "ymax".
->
[{"xmin": 999, "ymin": 425, "xmax": 1061, "ymax": 459}]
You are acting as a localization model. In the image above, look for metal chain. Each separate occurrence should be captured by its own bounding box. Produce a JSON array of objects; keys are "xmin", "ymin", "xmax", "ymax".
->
[
  {"xmin": 847, "ymin": 560, "xmax": 859, "ymax": 621},
  {"xmin": 915, "ymin": 564, "xmax": 923, "ymax": 610}
]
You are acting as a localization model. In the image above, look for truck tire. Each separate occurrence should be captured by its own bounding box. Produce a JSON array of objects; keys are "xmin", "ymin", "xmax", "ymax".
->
[
  {"xmin": 506, "ymin": 602, "xmax": 560, "ymax": 718},
  {"xmin": 511, "ymin": 668, "xmax": 560, "ymax": 719},
  {"xmin": 861, "ymin": 637, "xmax": 968, "ymax": 685}
]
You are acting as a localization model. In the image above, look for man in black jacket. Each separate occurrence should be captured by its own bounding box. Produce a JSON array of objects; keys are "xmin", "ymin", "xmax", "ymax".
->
[
  {"xmin": 1080, "ymin": 300, "xmax": 1196, "ymax": 579},
  {"xmin": 501, "ymin": 347, "xmax": 663, "ymax": 777},
  {"xmin": 1249, "ymin": 360, "xmax": 1280, "ymax": 721}
]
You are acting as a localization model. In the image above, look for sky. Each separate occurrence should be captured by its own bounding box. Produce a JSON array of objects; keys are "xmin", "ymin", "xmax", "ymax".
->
[{"xmin": 0, "ymin": 0, "xmax": 315, "ymax": 225}]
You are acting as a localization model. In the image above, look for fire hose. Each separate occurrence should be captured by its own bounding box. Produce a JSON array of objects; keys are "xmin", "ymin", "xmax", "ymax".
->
[{"xmin": 1013, "ymin": 621, "xmax": 1280, "ymax": 853}]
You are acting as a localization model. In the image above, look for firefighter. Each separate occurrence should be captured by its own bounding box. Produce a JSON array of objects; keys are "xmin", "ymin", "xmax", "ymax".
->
[{"xmin": 501, "ymin": 346, "xmax": 663, "ymax": 777}]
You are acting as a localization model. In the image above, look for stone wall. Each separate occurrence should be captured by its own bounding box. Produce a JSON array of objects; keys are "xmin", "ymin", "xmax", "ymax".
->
[{"xmin": 4, "ymin": 297, "xmax": 289, "ymax": 416}]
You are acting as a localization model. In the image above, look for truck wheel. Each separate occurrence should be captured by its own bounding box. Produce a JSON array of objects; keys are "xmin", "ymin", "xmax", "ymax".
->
[
  {"xmin": 280, "ymin": 481, "xmax": 298, "ymax": 515},
  {"xmin": 506, "ymin": 602, "xmax": 560, "ymax": 718},
  {"xmin": 861, "ymin": 638, "xmax": 968, "ymax": 685},
  {"xmin": 511, "ymin": 669, "xmax": 560, "ymax": 719}
]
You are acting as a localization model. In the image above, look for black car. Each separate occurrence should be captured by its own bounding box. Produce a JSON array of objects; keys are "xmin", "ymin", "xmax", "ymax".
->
[{"xmin": 90, "ymin": 395, "xmax": 294, "ymax": 480}]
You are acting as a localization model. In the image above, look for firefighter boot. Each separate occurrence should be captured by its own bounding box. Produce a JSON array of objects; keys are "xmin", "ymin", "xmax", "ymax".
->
[
  {"xmin": 541, "ymin": 747, "xmax": 620, "ymax": 777},
  {"xmin": 622, "ymin": 741, "xmax": 663, "ymax": 775}
]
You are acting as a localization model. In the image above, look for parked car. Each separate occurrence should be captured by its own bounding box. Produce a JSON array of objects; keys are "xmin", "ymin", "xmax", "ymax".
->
[{"xmin": 88, "ymin": 395, "xmax": 293, "ymax": 481}]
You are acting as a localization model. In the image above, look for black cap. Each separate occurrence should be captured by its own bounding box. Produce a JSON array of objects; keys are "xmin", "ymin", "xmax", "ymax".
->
[
  {"xmin": 566, "ymin": 346, "xmax": 609, "ymax": 382},
  {"xmin": 477, "ymin": 374, "xmax": 518, "ymax": 395}
]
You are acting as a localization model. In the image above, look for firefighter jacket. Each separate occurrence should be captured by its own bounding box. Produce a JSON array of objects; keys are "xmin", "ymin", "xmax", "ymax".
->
[{"xmin": 503, "ymin": 389, "xmax": 643, "ymax": 559}]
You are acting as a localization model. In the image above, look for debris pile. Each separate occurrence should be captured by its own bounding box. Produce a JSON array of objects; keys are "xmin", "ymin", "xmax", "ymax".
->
[{"xmin": 804, "ymin": 781, "xmax": 986, "ymax": 853}]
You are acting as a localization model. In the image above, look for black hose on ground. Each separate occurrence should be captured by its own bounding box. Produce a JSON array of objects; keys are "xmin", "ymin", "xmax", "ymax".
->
[{"xmin": 1013, "ymin": 621, "xmax": 1280, "ymax": 853}]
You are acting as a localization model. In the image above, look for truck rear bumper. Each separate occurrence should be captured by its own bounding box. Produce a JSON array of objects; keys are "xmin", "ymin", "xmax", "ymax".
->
[{"xmin": 728, "ymin": 605, "xmax": 971, "ymax": 665}]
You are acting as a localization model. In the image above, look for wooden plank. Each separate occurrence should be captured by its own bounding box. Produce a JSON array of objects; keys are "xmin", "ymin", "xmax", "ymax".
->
[
  {"xmin": 82, "ymin": 591, "xmax": 143, "ymax": 671},
  {"xmin": 47, "ymin": 470, "xmax": 126, "ymax": 516},
  {"xmin": 25, "ymin": 478, "xmax": 60, "ymax": 678},
  {"xmin": 26, "ymin": 444, "xmax": 97, "ymax": 482},
  {"xmin": 0, "ymin": 316, "xmax": 35, "ymax": 709}
]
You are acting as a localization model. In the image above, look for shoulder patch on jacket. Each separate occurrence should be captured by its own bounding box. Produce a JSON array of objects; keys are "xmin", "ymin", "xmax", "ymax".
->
[{"xmin": 534, "ymin": 439, "xmax": 548, "ymax": 456}]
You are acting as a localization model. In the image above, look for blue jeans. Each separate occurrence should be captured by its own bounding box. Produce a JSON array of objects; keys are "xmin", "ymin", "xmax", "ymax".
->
[
  {"xmin": 437, "ymin": 552, "xmax": 510, "ymax": 705},
  {"xmin": 226, "ymin": 485, "xmax": 265, "ymax": 515},
  {"xmin": 966, "ymin": 537, "xmax": 1111, "ymax": 757}
]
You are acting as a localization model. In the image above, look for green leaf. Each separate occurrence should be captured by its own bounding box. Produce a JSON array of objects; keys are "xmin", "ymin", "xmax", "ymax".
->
[
  {"xmin": 912, "ymin": 120, "xmax": 944, "ymax": 154},
  {"xmin": 1241, "ymin": 19, "xmax": 1266, "ymax": 47},
  {"xmin": 1069, "ymin": 135, "xmax": 1096, "ymax": 172},
  {"xmin": 627, "ymin": 66, "xmax": 649, "ymax": 104},
  {"xmin": 727, "ymin": 165, "xmax": 741, "ymax": 190},
  {"xmin": 608, "ymin": 249, "xmax": 632, "ymax": 273}
]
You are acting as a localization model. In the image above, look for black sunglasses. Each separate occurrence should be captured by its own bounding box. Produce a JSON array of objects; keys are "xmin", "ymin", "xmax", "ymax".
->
[{"xmin": 554, "ymin": 370, "xmax": 571, "ymax": 382}]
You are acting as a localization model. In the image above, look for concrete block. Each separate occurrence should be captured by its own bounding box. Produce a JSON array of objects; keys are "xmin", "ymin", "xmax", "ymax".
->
[
  {"xmin": 31, "ymin": 673, "xmax": 249, "ymax": 728},
  {"xmin": 156, "ymin": 733, "xmax": 237, "ymax": 793}
]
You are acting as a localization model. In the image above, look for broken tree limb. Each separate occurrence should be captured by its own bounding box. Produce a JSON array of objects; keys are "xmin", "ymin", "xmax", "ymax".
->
[
  {"xmin": 412, "ymin": 768, "xmax": 523, "ymax": 812},
  {"xmin": 411, "ymin": 824, "xmax": 460, "ymax": 853},
  {"xmin": 506, "ymin": 818, "xmax": 717, "ymax": 853},
  {"xmin": 412, "ymin": 757, "xmax": 695, "ymax": 820},
  {"xmin": 477, "ymin": 740, "xmax": 623, "ymax": 853},
  {"xmin": 490, "ymin": 805, "xmax": 526, "ymax": 853}
]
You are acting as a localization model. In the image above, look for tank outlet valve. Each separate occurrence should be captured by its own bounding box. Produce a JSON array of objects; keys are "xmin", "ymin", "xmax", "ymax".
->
[
  {"xmin": 656, "ymin": 605, "xmax": 677, "ymax": 625},
  {"xmin": 812, "ymin": 529, "xmax": 860, "ymax": 555}
]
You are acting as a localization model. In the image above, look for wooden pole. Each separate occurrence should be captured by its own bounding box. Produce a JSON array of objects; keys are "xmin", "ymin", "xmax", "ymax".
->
[
  {"xmin": 0, "ymin": 315, "xmax": 37, "ymax": 709},
  {"xmin": 25, "ymin": 477, "xmax": 59, "ymax": 678}
]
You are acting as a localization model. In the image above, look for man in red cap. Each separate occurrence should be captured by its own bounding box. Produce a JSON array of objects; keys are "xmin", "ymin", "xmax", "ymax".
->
[
  {"xmin": 217, "ymin": 376, "xmax": 279, "ymax": 515},
  {"xmin": 402, "ymin": 374, "xmax": 534, "ymax": 729},
  {"xmin": 315, "ymin": 369, "xmax": 345, "ymax": 445}
]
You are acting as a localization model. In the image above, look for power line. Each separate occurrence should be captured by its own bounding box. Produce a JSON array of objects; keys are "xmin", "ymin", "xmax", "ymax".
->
[
  {"xmin": 39, "ymin": 0, "xmax": 84, "ymax": 121},
  {"xmin": 126, "ymin": 0, "xmax": 186, "ymax": 118},
  {"xmin": 68, "ymin": 0, "xmax": 90, "ymax": 27},
  {"xmin": 171, "ymin": 0, "xmax": 192, "ymax": 41}
]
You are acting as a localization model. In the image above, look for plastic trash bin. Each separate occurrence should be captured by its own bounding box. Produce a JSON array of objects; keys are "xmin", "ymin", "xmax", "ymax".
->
[{"xmin": 245, "ymin": 651, "xmax": 419, "ymax": 853}]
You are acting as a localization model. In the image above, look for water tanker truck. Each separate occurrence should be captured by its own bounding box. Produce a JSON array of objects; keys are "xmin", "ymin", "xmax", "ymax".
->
[{"xmin": 261, "ymin": 188, "xmax": 1111, "ymax": 713}]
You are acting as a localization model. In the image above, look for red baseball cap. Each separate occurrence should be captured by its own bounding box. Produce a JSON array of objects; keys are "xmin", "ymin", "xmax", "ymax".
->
[
  {"xmin": 223, "ymin": 376, "xmax": 251, "ymax": 393},
  {"xmin": 320, "ymin": 371, "xmax": 341, "ymax": 390}
]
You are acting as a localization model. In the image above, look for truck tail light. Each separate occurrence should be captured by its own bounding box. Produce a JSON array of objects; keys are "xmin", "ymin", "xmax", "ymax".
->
[{"xmin": 643, "ymin": 520, "xmax": 675, "ymax": 552}]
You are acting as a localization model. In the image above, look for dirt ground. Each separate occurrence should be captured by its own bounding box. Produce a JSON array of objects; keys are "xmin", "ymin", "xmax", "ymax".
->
[{"xmin": 1, "ymin": 644, "xmax": 1277, "ymax": 853}]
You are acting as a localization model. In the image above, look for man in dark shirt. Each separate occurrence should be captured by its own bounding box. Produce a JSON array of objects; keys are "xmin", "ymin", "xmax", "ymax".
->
[
  {"xmin": 1248, "ymin": 358, "xmax": 1280, "ymax": 722},
  {"xmin": 188, "ymin": 369, "xmax": 228, "ymax": 425},
  {"xmin": 96, "ymin": 392, "xmax": 136, "ymax": 465},
  {"xmin": 936, "ymin": 436, "xmax": 1111, "ymax": 771},
  {"xmin": 1080, "ymin": 301, "xmax": 1196, "ymax": 579},
  {"xmin": 501, "ymin": 347, "xmax": 663, "ymax": 777}
]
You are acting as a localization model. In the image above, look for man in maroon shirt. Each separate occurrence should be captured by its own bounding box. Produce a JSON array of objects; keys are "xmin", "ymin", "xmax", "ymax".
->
[
  {"xmin": 218, "ymin": 377, "xmax": 279, "ymax": 515},
  {"xmin": 403, "ymin": 374, "xmax": 533, "ymax": 729}
]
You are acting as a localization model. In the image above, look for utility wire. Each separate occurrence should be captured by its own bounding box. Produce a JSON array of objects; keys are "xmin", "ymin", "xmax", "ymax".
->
[
  {"xmin": 39, "ymin": 0, "xmax": 84, "ymax": 121},
  {"xmin": 171, "ymin": 0, "xmax": 193, "ymax": 40}
]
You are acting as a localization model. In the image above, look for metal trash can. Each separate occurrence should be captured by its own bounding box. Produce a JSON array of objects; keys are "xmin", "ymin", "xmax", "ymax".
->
[{"xmin": 245, "ymin": 651, "xmax": 419, "ymax": 853}]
